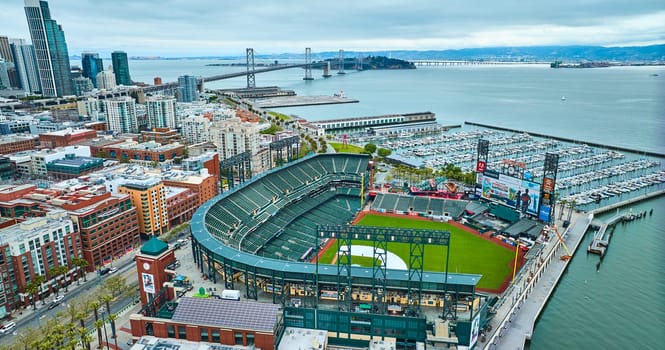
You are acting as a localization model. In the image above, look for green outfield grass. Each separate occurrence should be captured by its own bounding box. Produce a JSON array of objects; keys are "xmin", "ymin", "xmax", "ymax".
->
[
  {"xmin": 329, "ymin": 142, "xmax": 365, "ymax": 154},
  {"xmin": 318, "ymin": 214, "xmax": 514, "ymax": 290}
]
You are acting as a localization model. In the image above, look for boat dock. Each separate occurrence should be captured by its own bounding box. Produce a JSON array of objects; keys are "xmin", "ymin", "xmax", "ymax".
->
[
  {"xmin": 464, "ymin": 121, "xmax": 665, "ymax": 158},
  {"xmin": 587, "ymin": 214, "xmax": 623, "ymax": 256},
  {"xmin": 480, "ymin": 211, "xmax": 592, "ymax": 350},
  {"xmin": 252, "ymin": 95, "xmax": 359, "ymax": 108}
]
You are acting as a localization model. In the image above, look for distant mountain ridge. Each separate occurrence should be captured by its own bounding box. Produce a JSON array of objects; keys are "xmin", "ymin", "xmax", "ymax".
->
[{"xmin": 90, "ymin": 44, "xmax": 664, "ymax": 62}]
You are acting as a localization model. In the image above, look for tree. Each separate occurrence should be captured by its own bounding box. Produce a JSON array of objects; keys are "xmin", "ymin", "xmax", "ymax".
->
[
  {"xmin": 72, "ymin": 257, "xmax": 89, "ymax": 283},
  {"xmin": 33, "ymin": 275, "xmax": 46, "ymax": 305},
  {"xmin": 108, "ymin": 313, "xmax": 119, "ymax": 348},
  {"xmin": 24, "ymin": 282, "xmax": 39, "ymax": 310},
  {"xmin": 93, "ymin": 320, "xmax": 105, "ymax": 349},
  {"xmin": 364, "ymin": 143, "xmax": 377, "ymax": 154},
  {"xmin": 377, "ymin": 148, "xmax": 392, "ymax": 158}
]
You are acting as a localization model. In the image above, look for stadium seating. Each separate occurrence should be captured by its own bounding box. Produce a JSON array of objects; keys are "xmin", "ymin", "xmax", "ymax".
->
[{"xmin": 205, "ymin": 154, "xmax": 369, "ymax": 260}]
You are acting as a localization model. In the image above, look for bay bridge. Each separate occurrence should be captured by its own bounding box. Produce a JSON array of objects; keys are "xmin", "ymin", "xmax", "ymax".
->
[{"xmin": 142, "ymin": 48, "xmax": 359, "ymax": 94}]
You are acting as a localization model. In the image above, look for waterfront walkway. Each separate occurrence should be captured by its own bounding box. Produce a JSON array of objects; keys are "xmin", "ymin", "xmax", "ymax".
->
[{"xmin": 478, "ymin": 211, "xmax": 592, "ymax": 350}]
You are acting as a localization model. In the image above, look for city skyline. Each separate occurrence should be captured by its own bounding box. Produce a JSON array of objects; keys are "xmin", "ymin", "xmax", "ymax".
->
[{"xmin": 0, "ymin": 0, "xmax": 663, "ymax": 57}]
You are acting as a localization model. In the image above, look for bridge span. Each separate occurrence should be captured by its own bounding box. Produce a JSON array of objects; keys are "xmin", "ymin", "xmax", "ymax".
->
[{"xmin": 409, "ymin": 60, "xmax": 547, "ymax": 66}]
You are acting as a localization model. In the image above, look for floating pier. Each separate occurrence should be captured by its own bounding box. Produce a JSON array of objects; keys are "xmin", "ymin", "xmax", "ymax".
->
[{"xmin": 587, "ymin": 214, "xmax": 623, "ymax": 256}]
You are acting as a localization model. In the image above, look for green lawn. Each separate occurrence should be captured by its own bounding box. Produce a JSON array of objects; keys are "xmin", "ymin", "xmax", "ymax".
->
[
  {"xmin": 318, "ymin": 214, "xmax": 514, "ymax": 290},
  {"xmin": 329, "ymin": 142, "xmax": 365, "ymax": 154}
]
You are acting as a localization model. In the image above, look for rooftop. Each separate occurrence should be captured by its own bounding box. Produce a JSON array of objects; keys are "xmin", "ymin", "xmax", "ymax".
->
[
  {"xmin": 40, "ymin": 128, "xmax": 96, "ymax": 137},
  {"xmin": 109, "ymin": 141, "xmax": 183, "ymax": 152},
  {"xmin": 140, "ymin": 237, "xmax": 169, "ymax": 256},
  {"xmin": 130, "ymin": 336, "xmax": 251, "ymax": 350},
  {"xmin": 171, "ymin": 297, "xmax": 279, "ymax": 333}
]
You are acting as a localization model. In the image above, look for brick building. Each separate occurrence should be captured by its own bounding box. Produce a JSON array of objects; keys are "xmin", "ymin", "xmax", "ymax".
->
[
  {"xmin": 0, "ymin": 134, "xmax": 38, "ymax": 155},
  {"xmin": 56, "ymin": 186, "xmax": 140, "ymax": 271},
  {"xmin": 0, "ymin": 210, "xmax": 82, "ymax": 313},
  {"xmin": 103, "ymin": 141, "xmax": 185, "ymax": 164},
  {"xmin": 140, "ymin": 128, "xmax": 182, "ymax": 145},
  {"xmin": 38, "ymin": 128, "xmax": 98, "ymax": 148},
  {"xmin": 129, "ymin": 297, "xmax": 280, "ymax": 349},
  {"xmin": 162, "ymin": 169, "xmax": 218, "ymax": 207},
  {"xmin": 164, "ymin": 186, "xmax": 198, "ymax": 228}
]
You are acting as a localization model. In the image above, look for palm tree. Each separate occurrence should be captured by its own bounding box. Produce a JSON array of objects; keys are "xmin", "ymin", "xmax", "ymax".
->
[
  {"xmin": 107, "ymin": 313, "xmax": 119, "ymax": 348},
  {"xmin": 78, "ymin": 326, "xmax": 93, "ymax": 350},
  {"xmin": 93, "ymin": 319, "xmax": 105, "ymax": 349},
  {"xmin": 48, "ymin": 266, "xmax": 63, "ymax": 296},
  {"xmin": 33, "ymin": 274, "xmax": 46, "ymax": 305},
  {"xmin": 89, "ymin": 299, "xmax": 103, "ymax": 348},
  {"xmin": 24, "ymin": 282, "xmax": 39, "ymax": 310},
  {"xmin": 72, "ymin": 257, "xmax": 89, "ymax": 283},
  {"xmin": 13, "ymin": 327, "xmax": 39, "ymax": 350}
]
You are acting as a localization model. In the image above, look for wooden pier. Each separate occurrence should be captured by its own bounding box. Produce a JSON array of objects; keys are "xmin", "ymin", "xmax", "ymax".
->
[{"xmin": 587, "ymin": 214, "xmax": 623, "ymax": 256}]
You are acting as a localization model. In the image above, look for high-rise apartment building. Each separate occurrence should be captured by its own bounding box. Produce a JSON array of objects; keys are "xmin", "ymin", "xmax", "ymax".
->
[
  {"xmin": 24, "ymin": 0, "xmax": 73, "ymax": 97},
  {"xmin": 177, "ymin": 75, "xmax": 199, "ymax": 102},
  {"xmin": 9, "ymin": 39, "xmax": 41, "ymax": 93},
  {"xmin": 111, "ymin": 51, "xmax": 131, "ymax": 86},
  {"xmin": 181, "ymin": 116, "xmax": 210, "ymax": 145},
  {"xmin": 118, "ymin": 178, "xmax": 169, "ymax": 237},
  {"xmin": 81, "ymin": 52, "xmax": 103, "ymax": 87},
  {"xmin": 104, "ymin": 96, "xmax": 138, "ymax": 133},
  {"xmin": 96, "ymin": 67, "xmax": 116, "ymax": 90},
  {"xmin": 146, "ymin": 96, "xmax": 177, "ymax": 129}
]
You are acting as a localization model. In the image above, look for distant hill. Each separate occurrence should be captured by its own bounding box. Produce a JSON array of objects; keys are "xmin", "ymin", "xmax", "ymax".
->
[
  {"xmin": 84, "ymin": 44, "xmax": 665, "ymax": 63},
  {"xmin": 266, "ymin": 45, "xmax": 665, "ymax": 63}
]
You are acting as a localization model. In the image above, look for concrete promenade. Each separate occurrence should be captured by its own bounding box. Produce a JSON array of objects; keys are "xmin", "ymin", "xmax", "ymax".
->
[{"xmin": 477, "ymin": 211, "xmax": 592, "ymax": 350}]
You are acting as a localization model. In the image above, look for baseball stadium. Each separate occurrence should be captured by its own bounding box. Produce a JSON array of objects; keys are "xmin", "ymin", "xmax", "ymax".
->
[{"xmin": 189, "ymin": 153, "xmax": 519, "ymax": 348}]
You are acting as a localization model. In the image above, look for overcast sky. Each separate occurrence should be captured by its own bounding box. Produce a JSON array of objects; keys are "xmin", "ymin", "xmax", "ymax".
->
[{"xmin": 2, "ymin": 0, "xmax": 664, "ymax": 57}]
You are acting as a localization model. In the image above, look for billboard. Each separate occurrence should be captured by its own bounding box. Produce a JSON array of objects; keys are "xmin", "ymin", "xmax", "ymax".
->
[
  {"xmin": 477, "ymin": 172, "xmax": 542, "ymax": 216},
  {"xmin": 470, "ymin": 314, "xmax": 480, "ymax": 348},
  {"xmin": 142, "ymin": 273, "xmax": 155, "ymax": 294}
]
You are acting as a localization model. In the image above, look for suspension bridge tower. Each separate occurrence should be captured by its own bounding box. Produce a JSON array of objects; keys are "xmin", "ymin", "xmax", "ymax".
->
[
  {"xmin": 337, "ymin": 49, "xmax": 346, "ymax": 75},
  {"xmin": 303, "ymin": 47, "xmax": 314, "ymax": 80},
  {"xmin": 246, "ymin": 48, "xmax": 256, "ymax": 88}
]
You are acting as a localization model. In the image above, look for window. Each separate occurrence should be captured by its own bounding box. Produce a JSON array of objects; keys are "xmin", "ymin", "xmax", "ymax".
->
[
  {"xmin": 246, "ymin": 333, "xmax": 255, "ymax": 346},
  {"xmin": 211, "ymin": 329, "xmax": 220, "ymax": 342},
  {"xmin": 200, "ymin": 328, "xmax": 209, "ymax": 341},
  {"xmin": 167, "ymin": 325, "xmax": 175, "ymax": 338},
  {"xmin": 234, "ymin": 332, "xmax": 243, "ymax": 345},
  {"xmin": 178, "ymin": 326, "xmax": 186, "ymax": 339}
]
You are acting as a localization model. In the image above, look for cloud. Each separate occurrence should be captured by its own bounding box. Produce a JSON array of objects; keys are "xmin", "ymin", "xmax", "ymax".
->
[{"xmin": 1, "ymin": 0, "xmax": 663, "ymax": 56}]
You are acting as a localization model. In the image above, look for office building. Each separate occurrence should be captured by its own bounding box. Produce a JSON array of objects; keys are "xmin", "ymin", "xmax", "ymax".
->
[
  {"xmin": 0, "ymin": 36, "xmax": 12, "ymax": 63},
  {"xmin": 0, "ymin": 60, "xmax": 10, "ymax": 89},
  {"xmin": 146, "ymin": 96, "xmax": 177, "ymax": 129},
  {"xmin": 24, "ymin": 0, "xmax": 74, "ymax": 97},
  {"xmin": 111, "ymin": 51, "xmax": 131, "ymax": 86},
  {"xmin": 105, "ymin": 96, "xmax": 138, "ymax": 133},
  {"xmin": 9, "ymin": 39, "xmax": 41, "ymax": 93},
  {"xmin": 177, "ymin": 75, "xmax": 198, "ymax": 102},
  {"xmin": 119, "ymin": 177, "xmax": 169, "ymax": 237},
  {"xmin": 81, "ymin": 52, "xmax": 103, "ymax": 87}
]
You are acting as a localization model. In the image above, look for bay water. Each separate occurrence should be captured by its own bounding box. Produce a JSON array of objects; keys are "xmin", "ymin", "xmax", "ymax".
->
[{"xmin": 129, "ymin": 59, "xmax": 665, "ymax": 348}]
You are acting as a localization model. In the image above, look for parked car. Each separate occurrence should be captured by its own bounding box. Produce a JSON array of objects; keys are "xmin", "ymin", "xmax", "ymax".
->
[{"xmin": 53, "ymin": 295, "xmax": 64, "ymax": 304}]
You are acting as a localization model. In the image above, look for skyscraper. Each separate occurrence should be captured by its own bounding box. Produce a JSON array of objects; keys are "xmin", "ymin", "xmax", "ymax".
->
[
  {"xmin": 10, "ymin": 39, "xmax": 42, "ymax": 93},
  {"xmin": 96, "ymin": 66, "xmax": 116, "ymax": 90},
  {"xmin": 24, "ymin": 0, "xmax": 73, "ymax": 97},
  {"xmin": 0, "ymin": 36, "xmax": 12, "ymax": 63},
  {"xmin": 177, "ymin": 75, "xmax": 199, "ymax": 102},
  {"xmin": 81, "ymin": 52, "xmax": 103, "ymax": 87},
  {"xmin": 111, "ymin": 51, "xmax": 131, "ymax": 86}
]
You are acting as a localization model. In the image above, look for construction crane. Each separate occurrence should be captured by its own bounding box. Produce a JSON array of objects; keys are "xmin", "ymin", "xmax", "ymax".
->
[{"xmin": 552, "ymin": 225, "xmax": 572, "ymax": 261}]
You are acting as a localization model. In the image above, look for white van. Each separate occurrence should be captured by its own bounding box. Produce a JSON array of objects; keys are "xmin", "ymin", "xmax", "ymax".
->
[{"xmin": 0, "ymin": 321, "xmax": 16, "ymax": 333}]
